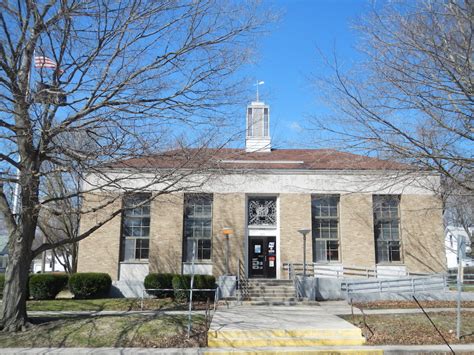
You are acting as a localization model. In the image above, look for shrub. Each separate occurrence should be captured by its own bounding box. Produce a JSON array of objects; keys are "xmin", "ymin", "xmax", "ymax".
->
[
  {"xmin": 29, "ymin": 273, "xmax": 69, "ymax": 300},
  {"xmin": 144, "ymin": 273, "xmax": 175, "ymax": 298},
  {"xmin": 194, "ymin": 275, "xmax": 216, "ymax": 301},
  {"xmin": 69, "ymin": 273, "xmax": 111, "ymax": 299},
  {"xmin": 172, "ymin": 274, "xmax": 191, "ymax": 301},
  {"xmin": 171, "ymin": 274, "xmax": 216, "ymax": 301}
]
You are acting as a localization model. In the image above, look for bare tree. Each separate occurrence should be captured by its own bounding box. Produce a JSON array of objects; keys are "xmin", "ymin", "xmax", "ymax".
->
[
  {"xmin": 312, "ymin": 0, "xmax": 473, "ymax": 192},
  {"xmin": 0, "ymin": 0, "xmax": 271, "ymax": 331},
  {"xmin": 37, "ymin": 169, "xmax": 81, "ymax": 274},
  {"xmin": 444, "ymin": 177, "xmax": 473, "ymax": 249}
]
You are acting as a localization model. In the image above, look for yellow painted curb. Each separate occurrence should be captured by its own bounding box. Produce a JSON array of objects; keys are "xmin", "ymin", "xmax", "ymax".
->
[
  {"xmin": 204, "ymin": 349, "xmax": 384, "ymax": 355},
  {"xmin": 207, "ymin": 338, "xmax": 366, "ymax": 348},
  {"xmin": 208, "ymin": 329, "xmax": 363, "ymax": 339}
]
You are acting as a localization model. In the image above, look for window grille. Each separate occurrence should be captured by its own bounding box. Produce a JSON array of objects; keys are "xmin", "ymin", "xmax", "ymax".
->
[
  {"xmin": 248, "ymin": 197, "xmax": 277, "ymax": 226},
  {"xmin": 312, "ymin": 195, "xmax": 340, "ymax": 262},
  {"xmin": 183, "ymin": 194, "xmax": 213, "ymax": 262},
  {"xmin": 373, "ymin": 195, "xmax": 401, "ymax": 263},
  {"xmin": 121, "ymin": 194, "xmax": 151, "ymax": 261}
]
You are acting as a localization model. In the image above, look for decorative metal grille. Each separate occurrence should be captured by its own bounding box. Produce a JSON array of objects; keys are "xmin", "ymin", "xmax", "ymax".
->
[{"xmin": 248, "ymin": 198, "xmax": 276, "ymax": 226}]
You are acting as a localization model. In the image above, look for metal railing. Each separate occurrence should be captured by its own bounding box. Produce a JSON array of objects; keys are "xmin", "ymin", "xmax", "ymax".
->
[
  {"xmin": 447, "ymin": 273, "xmax": 474, "ymax": 286},
  {"xmin": 140, "ymin": 288, "xmax": 219, "ymax": 311},
  {"xmin": 283, "ymin": 262, "xmax": 430, "ymax": 279},
  {"xmin": 341, "ymin": 274, "xmax": 447, "ymax": 294},
  {"xmin": 237, "ymin": 259, "xmax": 249, "ymax": 301}
]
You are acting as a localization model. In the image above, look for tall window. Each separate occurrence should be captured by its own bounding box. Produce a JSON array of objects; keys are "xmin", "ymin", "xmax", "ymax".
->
[
  {"xmin": 184, "ymin": 194, "xmax": 213, "ymax": 262},
  {"xmin": 247, "ymin": 108, "xmax": 253, "ymax": 136},
  {"xmin": 263, "ymin": 108, "xmax": 269, "ymax": 137},
  {"xmin": 312, "ymin": 195, "xmax": 340, "ymax": 262},
  {"xmin": 121, "ymin": 194, "xmax": 151, "ymax": 261},
  {"xmin": 373, "ymin": 195, "xmax": 401, "ymax": 263}
]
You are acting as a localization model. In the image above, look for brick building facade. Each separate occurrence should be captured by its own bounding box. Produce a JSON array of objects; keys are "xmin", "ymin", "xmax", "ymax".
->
[{"xmin": 77, "ymin": 100, "xmax": 446, "ymax": 293}]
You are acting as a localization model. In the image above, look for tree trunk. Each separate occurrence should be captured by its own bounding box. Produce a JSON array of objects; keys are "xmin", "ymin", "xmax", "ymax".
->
[{"xmin": 0, "ymin": 230, "xmax": 33, "ymax": 332}]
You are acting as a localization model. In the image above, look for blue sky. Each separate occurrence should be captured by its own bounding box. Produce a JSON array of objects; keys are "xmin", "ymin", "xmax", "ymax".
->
[{"xmin": 240, "ymin": 0, "xmax": 369, "ymax": 148}]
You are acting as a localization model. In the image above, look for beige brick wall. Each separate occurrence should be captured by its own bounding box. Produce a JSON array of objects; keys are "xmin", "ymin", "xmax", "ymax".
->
[
  {"xmin": 212, "ymin": 193, "xmax": 246, "ymax": 277},
  {"xmin": 339, "ymin": 193, "xmax": 376, "ymax": 268},
  {"xmin": 279, "ymin": 194, "xmax": 312, "ymax": 276},
  {"xmin": 400, "ymin": 194, "xmax": 446, "ymax": 273},
  {"xmin": 77, "ymin": 193, "xmax": 122, "ymax": 280},
  {"xmin": 148, "ymin": 193, "xmax": 184, "ymax": 274}
]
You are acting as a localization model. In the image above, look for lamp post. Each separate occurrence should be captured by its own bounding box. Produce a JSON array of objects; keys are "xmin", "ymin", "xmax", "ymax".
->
[
  {"xmin": 298, "ymin": 228, "xmax": 311, "ymax": 279},
  {"xmin": 222, "ymin": 227, "xmax": 233, "ymax": 275}
]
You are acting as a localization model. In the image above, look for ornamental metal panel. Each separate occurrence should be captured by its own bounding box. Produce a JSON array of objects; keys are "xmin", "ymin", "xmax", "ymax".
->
[{"xmin": 248, "ymin": 197, "xmax": 276, "ymax": 226}]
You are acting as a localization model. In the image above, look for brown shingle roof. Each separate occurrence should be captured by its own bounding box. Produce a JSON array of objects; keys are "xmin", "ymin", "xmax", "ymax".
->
[{"xmin": 109, "ymin": 148, "xmax": 413, "ymax": 171}]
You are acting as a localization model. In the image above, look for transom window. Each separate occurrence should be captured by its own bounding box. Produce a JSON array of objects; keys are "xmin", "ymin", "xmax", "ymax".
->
[
  {"xmin": 184, "ymin": 194, "xmax": 213, "ymax": 262},
  {"xmin": 248, "ymin": 197, "xmax": 277, "ymax": 226},
  {"xmin": 121, "ymin": 194, "xmax": 151, "ymax": 262},
  {"xmin": 373, "ymin": 195, "xmax": 401, "ymax": 263},
  {"xmin": 312, "ymin": 195, "xmax": 340, "ymax": 263}
]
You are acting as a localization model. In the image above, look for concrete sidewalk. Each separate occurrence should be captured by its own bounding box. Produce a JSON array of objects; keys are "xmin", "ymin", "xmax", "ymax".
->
[
  {"xmin": 319, "ymin": 300, "xmax": 474, "ymax": 315},
  {"xmin": 208, "ymin": 305, "xmax": 368, "ymax": 349},
  {"xmin": 209, "ymin": 305, "xmax": 358, "ymax": 333}
]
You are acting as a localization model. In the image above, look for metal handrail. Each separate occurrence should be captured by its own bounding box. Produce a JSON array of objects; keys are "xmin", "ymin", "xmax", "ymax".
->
[
  {"xmin": 341, "ymin": 274, "xmax": 447, "ymax": 295},
  {"xmin": 283, "ymin": 262, "xmax": 431, "ymax": 279},
  {"xmin": 140, "ymin": 288, "xmax": 217, "ymax": 311},
  {"xmin": 237, "ymin": 259, "xmax": 249, "ymax": 301}
]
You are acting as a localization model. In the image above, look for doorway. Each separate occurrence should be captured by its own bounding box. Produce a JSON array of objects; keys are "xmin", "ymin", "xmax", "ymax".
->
[{"xmin": 248, "ymin": 236, "xmax": 276, "ymax": 278}]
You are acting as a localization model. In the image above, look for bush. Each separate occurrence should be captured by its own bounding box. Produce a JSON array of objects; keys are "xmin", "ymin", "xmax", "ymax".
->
[
  {"xmin": 171, "ymin": 274, "xmax": 216, "ymax": 301},
  {"xmin": 29, "ymin": 273, "xmax": 69, "ymax": 300},
  {"xmin": 68, "ymin": 273, "xmax": 111, "ymax": 299},
  {"xmin": 194, "ymin": 275, "xmax": 216, "ymax": 301},
  {"xmin": 172, "ymin": 274, "xmax": 191, "ymax": 301},
  {"xmin": 144, "ymin": 273, "xmax": 175, "ymax": 298}
]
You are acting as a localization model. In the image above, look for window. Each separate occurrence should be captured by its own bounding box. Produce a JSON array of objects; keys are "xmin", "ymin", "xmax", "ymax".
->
[
  {"xmin": 247, "ymin": 108, "xmax": 253, "ymax": 136},
  {"xmin": 373, "ymin": 195, "xmax": 401, "ymax": 263},
  {"xmin": 121, "ymin": 194, "xmax": 151, "ymax": 261},
  {"xmin": 263, "ymin": 108, "xmax": 269, "ymax": 137},
  {"xmin": 312, "ymin": 195, "xmax": 340, "ymax": 262},
  {"xmin": 184, "ymin": 194, "xmax": 213, "ymax": 262},
  {"xmin": 248, "ymin": 197, "xmax": 277, "ymax": 226}
]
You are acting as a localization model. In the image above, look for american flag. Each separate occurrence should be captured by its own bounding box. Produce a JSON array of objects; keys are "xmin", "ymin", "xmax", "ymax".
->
[{"xmin": 34, "ymin": 56, "xmax": 61, "ymax": 70}]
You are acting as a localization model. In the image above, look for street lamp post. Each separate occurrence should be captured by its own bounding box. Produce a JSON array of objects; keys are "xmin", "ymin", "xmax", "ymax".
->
[
  {"xmin": 298, "ymin": 228, "xmax": 311, "ymax": 279},
  {"xmin": 222, "ymin": 227, "xmax": 233, "ymax": 275}
]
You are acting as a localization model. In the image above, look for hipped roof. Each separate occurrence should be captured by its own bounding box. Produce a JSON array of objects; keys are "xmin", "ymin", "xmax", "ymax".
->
[{"xmin": 108, "ymin": 148, "xmax": 413, "ymax": 172}]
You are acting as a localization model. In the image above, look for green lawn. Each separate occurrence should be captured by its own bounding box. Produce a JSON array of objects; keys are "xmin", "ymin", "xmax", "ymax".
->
[
  {"xmin": 0, "ymin": 314, "xmax": 206, "ymax": 348},
  {"xmin": 26, "ymin": 298, "xmax": 211, "ymax": 312},
  {"xmin": 342, "ymin": 312, "xmax": 474, "ymax": 345},
  {"xmin": 449, "ymin": 285, "xmax": 474, "ymax": 292}
]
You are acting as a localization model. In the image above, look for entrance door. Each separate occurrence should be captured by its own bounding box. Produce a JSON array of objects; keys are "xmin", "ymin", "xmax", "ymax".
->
[{"xmin": 248, "ymin": 236, "xmax": 276, "ymax": 278}]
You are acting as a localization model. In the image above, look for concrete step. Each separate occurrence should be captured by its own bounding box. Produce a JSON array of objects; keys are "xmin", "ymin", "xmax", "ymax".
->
[
  {"xmin": 208, "ymin": 329, "xmax": 363, "ymax": 339},
  {"xmin": 247, "ymin": 288, "xmax": 296, "ymax": 294},
  {"xmin": 248, "ymin": 281, "xmax": 294, "ymax": 287},
  {"xmin": 248, "ymin": 285, "xmax": 295, "ymax": 289},
  {"xmin": 249, "ymin": 296, "xmax": 296, "ymax": 301},
  {"xmin": 248, "ymin": 301, "xmax": 300, "ymax": 306},
  {"xmin": 248, "ymin": 292, "xmax": 296, "ymax": 298},
  {"xmin": 208, "ymin": 336, "xmax": 366, "ymax": 348}
]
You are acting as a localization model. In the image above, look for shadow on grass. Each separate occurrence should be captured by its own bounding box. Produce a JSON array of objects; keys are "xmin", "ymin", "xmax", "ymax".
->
[{"xmin": 0, "ymin": 314, "xmax": 206, "ymax": 348}]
